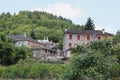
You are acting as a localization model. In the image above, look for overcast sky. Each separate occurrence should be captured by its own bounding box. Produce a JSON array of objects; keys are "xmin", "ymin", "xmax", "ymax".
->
[{"xmin": 0, "ymin": 0, "xmax": 120, "ymax": 34}]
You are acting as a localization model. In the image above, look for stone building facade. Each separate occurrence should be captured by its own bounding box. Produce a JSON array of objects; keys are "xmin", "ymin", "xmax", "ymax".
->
[
  {"xmin": 10, "ymin": 34, "xmax": 42, "ymax": 48},
  {"xmin": 63, "ymin": 29, "xmax": 113, "ymax": 57},
  {"xmin": 10, "ymin": 34, "xmax": 63, "ymax": 60}
]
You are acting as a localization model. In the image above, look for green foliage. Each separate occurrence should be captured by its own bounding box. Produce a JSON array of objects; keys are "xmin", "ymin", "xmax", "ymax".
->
[
  {"xmin": 14, "ymin": 46, "xmax": 32, "ymax": 62},
  {"xmin": 88, "ymin": 40, "xmax": 113, "ymax": 56},
  {"xmin": 112, "ymin": 43, "xmax": 120, "ymax": 64},
  {"xmin": 30, "ymin": 29, "xmax": 36, "ymax": 39},
  {"xmin": 113, "ymin": 30, "xmax": 120, "ymax": 44},
  {"xmin": 72, "ymin": 46, "xmax": 86, "ymax": 54},
  {"xmin": 62, "ymin": 40, "xmax": 120, "ymax": 80},
  {"xmin": 0, "ymin": 58, "xmax": 66, "ymax": 79},
  {"xmin": 0, "ymin": 33, "xmax": 15, "ymax": 66},
  {"xmin": 84, "ymin": 17, "xmax": 95, "ymax": 30},
  {"xmin": 62, "ymin": 52, "xmax": 118, "ymax": 80},
  {"xmin": 0, "ymin": 33, "xmax": 32, "ymax": 66},
  {"xmin": 0, "ymin": 65, "xmax": 6, "ymax": 77},
  {"xmin": 58, "ymin": 40, "xmax": 63, "ymax": 49}
]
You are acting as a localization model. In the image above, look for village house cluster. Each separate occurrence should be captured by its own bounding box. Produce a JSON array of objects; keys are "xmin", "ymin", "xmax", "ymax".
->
[{"xmin": 10, "ymin": 29, "xmax": 112, "ymax": 60}]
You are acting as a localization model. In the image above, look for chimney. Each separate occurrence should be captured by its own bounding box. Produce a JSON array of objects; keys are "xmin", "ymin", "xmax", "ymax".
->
[
  {"xmin": 102, "ymin": 29, "xmax": 105, "ymax": 34},
  {"xmin": 64, "ymin": 28, "xmax": 67, "ymax": 32},
  {"xmin": 24, "ymin": 32, "xmax": 27, "ymax": 37},
  {"xmin": 46, "ymin": 36, "xmax": 49, "ymax": 41},
  {"xmin": 44, "ymin": 36, "xmax": 45, "ymax": 40}
]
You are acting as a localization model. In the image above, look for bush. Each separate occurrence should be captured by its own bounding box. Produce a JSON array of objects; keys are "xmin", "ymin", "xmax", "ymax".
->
[
  {"xmin": 0, "ymin": 65, "xmax": 6, "ymax": 77},
  {"xmin": 62, "ymin": 40, "xmax": 119, "ymax": 80},
  {"xmin": 0, "ymin": 59, "xmax": 66, "ymax": 79}
]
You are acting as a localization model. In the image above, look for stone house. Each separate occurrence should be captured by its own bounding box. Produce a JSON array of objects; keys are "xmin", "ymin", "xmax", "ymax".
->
[
  {"xmin": 63, "ymin": 29, "xmax": 113, "ymax": 57},
  {"xmin": 32, "ymin": 46, "xmax": 63, "ymax": 60},
  {"xmin": 32, "ymin": 37, "xmax": 64, "ymax": 60},
  {"xmin": 10, "ymin": 34, "xmax": 63, "ymax": 60},
  {"xmin": 10, "ymin": 34, "xmax": 43, "ymax": 48}
]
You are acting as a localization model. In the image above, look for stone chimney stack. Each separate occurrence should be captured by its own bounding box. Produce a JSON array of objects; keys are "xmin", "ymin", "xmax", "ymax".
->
[
  {"xmin": 102, "ymin": 29, "xmax": 105, "ymax": 34},
  {"xmin": 44, "ymin": 36, "xmax": 45, "ymax": 40},
  {"xmin": 64, "ymin": 28, "xmax": 67, "ymax": 32},
  {"xmin": 24, "ymin": 32, "xmax": 27, "ymax": 37},
  {"xmin": 46, "ymin": 36, "xmax": 49, "ymax": 41}
]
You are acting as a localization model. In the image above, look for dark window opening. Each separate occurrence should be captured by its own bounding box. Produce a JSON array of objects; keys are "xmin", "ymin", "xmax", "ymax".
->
[
  {"xmin": 87, "ymin": 35, "xmax": 90, "ymax": 41},
  {"xmin": 77, "ymin": 35, "xmax": 80, "ymax": 40},
  {"xmin": 69, "ymin": 35, "xmax": 72, "ymax": 40},
  {"xmin": 98, "ymin": 36, "xmax": 101, "ymax": 40},
  {"xmin": 68, "ymin": 43, "xmax": 72, "ymax": 48}
]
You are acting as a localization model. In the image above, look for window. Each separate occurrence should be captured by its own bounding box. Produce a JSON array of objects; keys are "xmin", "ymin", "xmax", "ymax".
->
[
  {"xmin": 87, "ymin": 35, "xmax": 90, "ymax": 41},
  {"xmin": 69, "ymin": 35, "xmax": 72, "ymax": 40},
  {"xmin": 77, "ymin": 35, "xmax": 80, "ymax": 40},
  {"xmin": 98, "ymin": 36, "xmax": 101, "ymax": 40},
  {"xmin": 68, "ymin": 43, "xmax": 72, "ymax": 48}
]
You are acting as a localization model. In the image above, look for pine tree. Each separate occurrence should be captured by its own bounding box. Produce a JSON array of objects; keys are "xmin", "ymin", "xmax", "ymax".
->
[{"xmin": 84, "ymin": 17, "xmax": 95, "ymax": 30}]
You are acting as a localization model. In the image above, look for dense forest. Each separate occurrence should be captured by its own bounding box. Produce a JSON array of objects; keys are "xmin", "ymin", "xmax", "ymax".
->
[{"xmin": 0, "ymin": 11, "xmax": 82, "ymax": 43}]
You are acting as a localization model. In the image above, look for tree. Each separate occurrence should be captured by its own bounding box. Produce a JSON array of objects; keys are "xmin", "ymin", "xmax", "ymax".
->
[
  {"xmin": 112, "ymin": 43, "xmax": 120, "ymax": 63},
  {"xmin": 62, "ymin": 40, "xmax": 119, "ymax": 80},
  {"xmin": 30, "ymin": 29, "xmax": 36, "ymax": 39},
  {"xmin": 84, "ymin": 17, "xmax": 95, "ymax": 30},
  {"xmin": 0, "ymin": 33, "xmax": 15, "ymax": 65},
  {"xmin": 0, "ymin": 12, "xmax": 6, "ymax": 18},
  {"xmin": 113, "ymin": 30, "xmax": 120, "ymax": 44},
  {"xmin": 64, "ymin": 51, "xmax": 118, "ymax": 80},
  {"xmin": 6, "ymin": 12, "xmax": 11, "ymax": 18},
  {"xmin": 15, "ymin": 46, "xmax": 32, "ymax": 62},
  {"xmin": 0, "ymin": 33, "xmax": 32, "ymax": 66},
  {"xmin": 58, "ymin": 40, "xmax": 63, "ymax": 49}
]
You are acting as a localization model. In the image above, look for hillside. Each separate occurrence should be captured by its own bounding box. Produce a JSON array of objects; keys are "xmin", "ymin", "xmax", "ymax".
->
[{"xmin": 0, "ymin": 11, "xmax": 82, "ymax": 42}]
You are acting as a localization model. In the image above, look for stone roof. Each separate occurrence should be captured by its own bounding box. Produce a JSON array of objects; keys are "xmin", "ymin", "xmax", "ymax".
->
[
  {"xmin": 32, "ymin": 46, "xmax": 56, "ymax": 52},
  {"xmin": 64, "ymin": 29, "xmax": 113, "ymax": 36},
  {"xmin": 44, "ymin": 46, "xmax": 56, "ymax": 52},
  {"xmin": 10, "ymin": 35, "xmax": 40, "ymax": 44}
]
